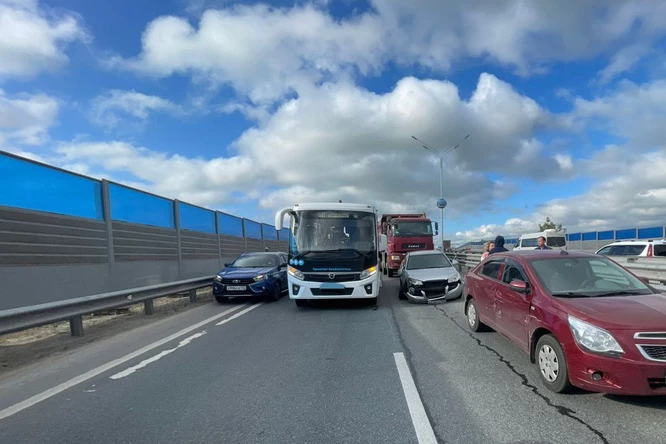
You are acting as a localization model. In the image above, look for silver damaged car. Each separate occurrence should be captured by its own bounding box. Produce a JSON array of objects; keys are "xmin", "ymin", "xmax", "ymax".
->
[{"xmin": 396, "ymin": 250, "xmax": 463, "ymax": 303}]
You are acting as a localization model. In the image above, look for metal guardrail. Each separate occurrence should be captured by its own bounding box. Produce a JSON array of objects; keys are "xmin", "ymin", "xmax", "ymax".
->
[
  {"xmin": 0, "ymin": 276, "xmax": 214, "ymax": 337},
  {"xmin": 448, "ymin": 252, "xmax": 666, "ymax": 291}
]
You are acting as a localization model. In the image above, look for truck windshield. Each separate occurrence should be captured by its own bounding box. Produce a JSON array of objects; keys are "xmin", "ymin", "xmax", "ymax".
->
[
  {"xmin": 394, "ymin": 221, "xmax": 432, "ymax": 236},
  {"xmin": 290, "ymin": 210, "xmax": 376, "ymax": 256}
]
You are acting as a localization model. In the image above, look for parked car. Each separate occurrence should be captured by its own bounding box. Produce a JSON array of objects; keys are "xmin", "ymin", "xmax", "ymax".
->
[
  {"xmin": 463, "ymin": 249, "xmax": 666, "ymax": 396},
  {"xmin": 397, "ymin": 250, "xmax": 463, "ymax": 303},
  {"xmin": 595, "ymin": 239, "xmax": 666, "ymax": 257},
  {"xmin": 213, "ymin": 252, "xmax": 288, "ymax": 303}
]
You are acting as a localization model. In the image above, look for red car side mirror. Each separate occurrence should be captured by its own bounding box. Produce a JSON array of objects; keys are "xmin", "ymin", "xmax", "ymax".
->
[{"xmin": 509, "ymin": 280, "xmax": 529, "ymax": 293}]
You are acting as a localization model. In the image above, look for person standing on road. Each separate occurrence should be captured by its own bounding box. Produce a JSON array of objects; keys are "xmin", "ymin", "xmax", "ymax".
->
[
  {"xmin": 488, "ymin": 235, "xmax": 508, "ymax": 255},
  {"xmin": 535, "ymin": 236, "xmax": 551, "ymax": 250},
  {"xmin": 481, "ymin": 241, "xmax": 494, "ymax": 260}
]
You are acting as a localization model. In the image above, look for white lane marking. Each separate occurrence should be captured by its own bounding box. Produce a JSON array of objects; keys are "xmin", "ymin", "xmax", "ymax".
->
[
  {"xmin": 215, "ymin": 302, "xmax": 263, "ymax": 326},
  {"xmin": 109, "ymin": 331, "xmax": 208, "ymax": 380},
  {"xmin": 393, "ymin": 352, "xmax": 438, "ymax": 444},
  {"xmin": 0, "ymin": 303, "xmax": 251, "ymax": 421}
]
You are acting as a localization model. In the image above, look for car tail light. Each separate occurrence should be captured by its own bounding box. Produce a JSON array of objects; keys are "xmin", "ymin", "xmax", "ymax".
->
[{"xmin": 647, "ymin": 244, "xmax": 653, "ymax": 257}]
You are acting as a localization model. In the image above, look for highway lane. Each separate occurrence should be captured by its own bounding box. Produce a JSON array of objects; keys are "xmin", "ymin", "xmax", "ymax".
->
[
  {"xmin": 0, "ymin": 291, "xmax": 420, "ymax": 443},
  {"xmin": 387, "ymin": 277, "xmax": 666, "ymax": 444},
  {"xmin": 0, "ymin": 276, "xmax": 665, "ymax": 444}
]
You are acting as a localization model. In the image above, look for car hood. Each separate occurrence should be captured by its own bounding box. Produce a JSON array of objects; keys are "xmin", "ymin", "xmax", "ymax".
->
[
  {"xmin": 407, "ymin": 267, "xmax": 459, "ymax": 282},
  {"xmin": 561, "ymin": 293, "xmax": 666, "ymax": 330},
  {"xmin": 219, "ymin": 267, "xmax": 275, "ymax": 278}
]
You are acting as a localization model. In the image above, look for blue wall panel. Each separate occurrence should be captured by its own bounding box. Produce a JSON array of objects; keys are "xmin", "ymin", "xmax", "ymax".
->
[
  {"xmin": 279, "ymin": 228, "xmax": 289, "ymax": 241},
  {"xmin": 569, "ymin": 233, "xmax": 581, "ymax": 241},
  {"xmin": 598, "ymin": 230, "xmax": 614, "ymax": 240},
  {"xmin": 218, "ymin": 212, "xmax": 243, "ymax": 237},
  {"xmin": 244, "ymin": 219, "xmax": 262, "ymax": 240},
  {"xmin": 615, "ymin": 228, "xmax": 637, "ymax": 240},
  {"xmin": 582, "ymin": 232, "xmax": 596, "ymax": 241},
  {"xmin": 0, "ymin": 153, "xmax": 103, "ymax": 219},
  {"xmin": 638, "ymin": 226, "xmax": 664, "ymax": 239},
  {"xmin": 262, "ymin": 223, "xmax": 278, "ymax": 240},
  {"xmin": 179, "ymin": 202, "xmax": 215, "ymax": 233},
  {"xmin": 109, "ymin": 183, "xmax": 174, "ymax": 228}
]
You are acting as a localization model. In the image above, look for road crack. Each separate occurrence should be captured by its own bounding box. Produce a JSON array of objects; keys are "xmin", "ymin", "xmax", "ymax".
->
[{"xmin": 433, "ymin": 304, "xmax": 609, "ymax": 444}]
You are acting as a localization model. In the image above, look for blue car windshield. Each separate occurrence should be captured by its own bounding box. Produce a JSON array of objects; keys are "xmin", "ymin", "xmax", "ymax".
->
[{"xmin": 231, "ymin": 254, "xmax": 277, "ymax": 268}]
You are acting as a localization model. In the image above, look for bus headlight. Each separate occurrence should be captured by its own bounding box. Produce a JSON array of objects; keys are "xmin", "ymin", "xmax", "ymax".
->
[
  {"xmin": 359, "ymin": 266, "xmax": 378, "ymax": 280},
  {"xmin": 288, "ymin": 266, "xmax": 304, "ymax": 280}
]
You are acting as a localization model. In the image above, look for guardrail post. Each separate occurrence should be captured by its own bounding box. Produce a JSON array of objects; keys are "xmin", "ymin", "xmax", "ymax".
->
[
  {"xmin": 101, "ymin": 179, "xmax": 115, "ymax": 290},
  {"xmin": 215, "ymin": 211, "xmax": 222, "ymax": 269},
  {"xmin": 189, "ymin": 288, "xmax": 197, "ymax": 303},
  {"xmin": 70, "ymin": 316, "xmax": 84, "ymax": 337},
  {"xmin": 174, "ymin": 200, "xmax": 183, "ymax": 279},
  {"xmin": 144, "ymin": 299, "xmax": 155, "ymax": 315}
]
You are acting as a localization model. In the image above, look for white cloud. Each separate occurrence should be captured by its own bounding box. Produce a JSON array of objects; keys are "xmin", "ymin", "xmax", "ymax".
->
[
  {"xmin": 372, "ymin": 0, "xmax": 666, "ymax": 75},
  {"xmin": 568, "ymin": 78, "xmax": 666, "ymax": 150},
  {"xmin": 0, "ymin": 0, "xmax": 89, "ymax": 81},
  {"xmin": 89, "ymin": 90, "xmax": 183, "ymax": 130},
  {"xmin": 0, "ymin": 89, "xmax": 59, "ymax": 144},
  {"xmin": 44, "ymin": 73, "xmax": 574, "ymax": 236},
  {"xmin": 455, "ymin": 146, "xmax": 666, "ymax": 243},
  {"xmin": 595, "ymin": 44, "xmax": 651, "ymax": 85},
  {"xmin": 108, "ymin": 4, "xmax": 387, "ymax": 106}
]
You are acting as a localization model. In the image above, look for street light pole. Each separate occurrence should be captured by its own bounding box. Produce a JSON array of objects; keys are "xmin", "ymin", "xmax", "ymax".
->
[{"xmin": 410, "ymin": 134, "xmax": 470, "ymax": 251}]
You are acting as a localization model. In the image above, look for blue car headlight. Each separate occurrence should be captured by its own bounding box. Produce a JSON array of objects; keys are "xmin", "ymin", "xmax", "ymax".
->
[
  {"xmin": 253, "ymin": 274, "xmax": 268, "ymax": 282},
  {"xmin": 214, "ymin": 275, "xmax": 223, "ymax": 282}
]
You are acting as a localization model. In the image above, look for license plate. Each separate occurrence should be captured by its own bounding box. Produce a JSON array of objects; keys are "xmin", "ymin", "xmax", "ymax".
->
[{"xmin": 226, "ymin": 285, "xmax": 247, "ymax": 291}]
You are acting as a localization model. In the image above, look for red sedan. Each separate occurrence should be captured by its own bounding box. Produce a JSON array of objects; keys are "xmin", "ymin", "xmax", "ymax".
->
[{"xmin": 463, "ymin": 249, "xmax": 666, "ymax": 396}]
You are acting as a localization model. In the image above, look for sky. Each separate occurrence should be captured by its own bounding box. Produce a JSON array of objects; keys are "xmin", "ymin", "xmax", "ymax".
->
[{"xmin": 2, "ymin": 0, "xmax": 666, "ymax": 246}]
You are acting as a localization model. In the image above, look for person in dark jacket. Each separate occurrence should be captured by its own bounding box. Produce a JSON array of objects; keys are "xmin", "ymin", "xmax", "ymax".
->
[
  {"xmin": 535, "ymin": 236, "xmax": 551, "ymax": 250},
  {"xmin": 488, "ymin": 235, "xmax": 508, "ymax": 255}
]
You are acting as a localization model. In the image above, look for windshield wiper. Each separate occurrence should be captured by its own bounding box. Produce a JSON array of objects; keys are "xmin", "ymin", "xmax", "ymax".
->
[
  {"xmin": 591, "ymin": 290, "xmax": 649, "ymax": 297},
  {"xmin": 552, "ymin": 292, "xmax": 598, "ymax": 298}
]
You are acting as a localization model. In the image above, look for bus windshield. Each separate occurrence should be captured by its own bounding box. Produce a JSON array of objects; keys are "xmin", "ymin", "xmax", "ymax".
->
[{"xmin": 290, "ymin": 210, "xmax": 376, "ymax": 256}]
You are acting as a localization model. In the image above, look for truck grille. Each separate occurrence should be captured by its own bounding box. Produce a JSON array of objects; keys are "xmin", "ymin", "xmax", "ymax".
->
[
  {"xmin": 638, "ymin": 345, "xmax": 666, "ymax": 362},
  {"xmin": 303, "ymin": 273, "xmax": 360, "ymax": 282}
]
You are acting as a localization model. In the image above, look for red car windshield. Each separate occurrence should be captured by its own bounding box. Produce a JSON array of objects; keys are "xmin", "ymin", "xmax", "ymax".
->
[{"xmin": 529, "ymin": 256, "xmax": 654, "ymax": 297}]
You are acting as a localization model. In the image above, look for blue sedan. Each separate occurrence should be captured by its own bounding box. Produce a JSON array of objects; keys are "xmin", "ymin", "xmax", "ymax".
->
[{"xmin": 213, "ymin": 252, "xmax": 288, "ymax": 303}]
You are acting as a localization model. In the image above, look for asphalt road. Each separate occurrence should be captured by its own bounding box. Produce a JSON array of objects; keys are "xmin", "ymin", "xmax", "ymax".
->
[{"xmin": 0, "ymin": 277, "xmax": 665, "ymax": 444}]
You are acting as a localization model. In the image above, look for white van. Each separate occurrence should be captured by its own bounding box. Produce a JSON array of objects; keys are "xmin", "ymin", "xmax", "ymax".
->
[{"xmin": 513, "ymin": 229, "xmax": 567, "ymax": 251}]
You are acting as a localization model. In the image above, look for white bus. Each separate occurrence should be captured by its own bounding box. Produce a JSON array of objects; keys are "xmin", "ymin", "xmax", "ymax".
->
[{"xmin": 275, "ymin": 202, "xmax": 387, "ymax": 307}]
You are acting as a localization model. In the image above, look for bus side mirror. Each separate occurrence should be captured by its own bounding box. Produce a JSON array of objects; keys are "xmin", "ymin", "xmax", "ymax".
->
[{"xmin": 379, "ymin": 234, "xmax": 388, "ymax": 251}]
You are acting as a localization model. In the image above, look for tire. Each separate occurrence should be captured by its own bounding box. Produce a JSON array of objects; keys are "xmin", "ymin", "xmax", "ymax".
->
[
  {"xmin": 295, "ymin": 299, "xmax": 308, "ymax": 307},
  {"xmin": 465, "ymin": 298, "xmax": 487, "ymax": 332},
  {"xmin": 366, "ymin": 297, "xmax": 378, "ymax": 306},
  {"xmin": 215, "ymin": 296, "xmax": 228, "ymax": 304},
  {"xmin": 535, "ymin": 334, "xmax": 572, "ymax": 394},
  {"xmin": 398, "ymin": 283, "xmax": 407, "ymax": 300},
  {"xmin": 268, "ymin": 282, "xmax": 282, "ymax": 302}
]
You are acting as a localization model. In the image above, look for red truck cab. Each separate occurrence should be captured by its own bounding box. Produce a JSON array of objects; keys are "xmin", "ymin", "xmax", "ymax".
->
[{"xmin": 379, "ymin": 213, "xmax": 438, "ymax": 276}]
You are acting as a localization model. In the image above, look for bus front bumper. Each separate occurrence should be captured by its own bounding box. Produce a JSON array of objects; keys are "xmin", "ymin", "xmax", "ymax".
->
[{"xmin": 288, "ymin": 275, "xmax": 380, "ymax": 299}]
